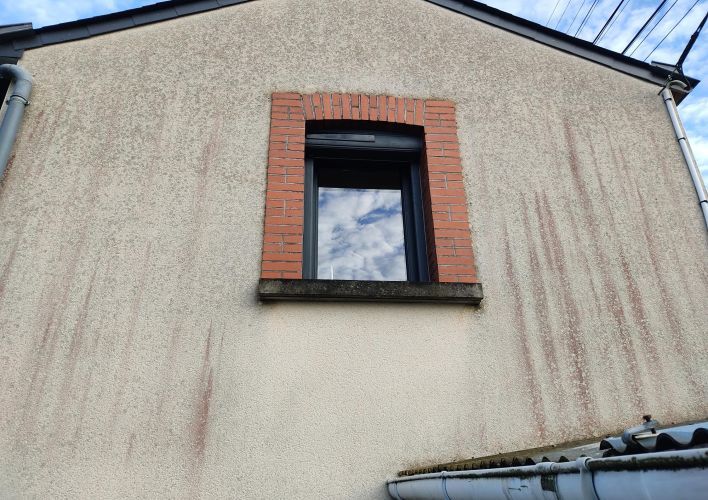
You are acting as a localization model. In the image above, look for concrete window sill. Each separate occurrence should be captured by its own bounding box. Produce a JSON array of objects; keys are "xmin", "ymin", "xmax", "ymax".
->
[{"xmin": 257, "ymin": 279, "xmax": 483, "ymax": 305}]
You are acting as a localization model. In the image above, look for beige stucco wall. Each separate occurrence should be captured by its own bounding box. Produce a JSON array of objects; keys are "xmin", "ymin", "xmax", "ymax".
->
[{"xmin": 1, "ymin": 0, "xmax": 706, "ymax": 497}]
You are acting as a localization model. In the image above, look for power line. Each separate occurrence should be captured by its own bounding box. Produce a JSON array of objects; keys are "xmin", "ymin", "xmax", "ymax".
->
[
  {"xmin": 675, "ymin": 7, "xmax": 708, "ymax": 69},
  {"xmin": 546, "ymin": 0, "xmax": 563, "ymax": 26},
  {"xmin": 566, "ymin": 0, "xmax": 588, "ymax": 34},
  {"xmin": 628, "ymin": 0, "xmax": 679, "ymax": 57},
  {"xmin": 575, "ymin": 0, "xmax": 601, "ymax": 37},
  {"xmin": 597, "ymin": 0, "xmax": 634, "ymax": 44},
  {"xmin": 593, "ymin": 0, "xmax": 629, "ymax": 44},
  {"xmin": 554, "ymin": 0, "xmax": 574, "ymax": 29},
  {"xmin": 622, "ymin": 0, "xmax": 670, "ymax": 54},
  {"xmin": 643, "ymin": 0, "xmax": 703, "ymax": 61}
]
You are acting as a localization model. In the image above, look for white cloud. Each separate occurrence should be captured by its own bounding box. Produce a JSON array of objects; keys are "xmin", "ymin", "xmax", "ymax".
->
[
  {"xmin": 317, "ymin": 188, "xmax": 407, "ymax": 281},
  {"xmin": 0, "ymin": 0, "xmax": 150, "ymax": 27},
  {"xmin": 486, "ymin": 0, "xmax": 708, "ymax": 184}
]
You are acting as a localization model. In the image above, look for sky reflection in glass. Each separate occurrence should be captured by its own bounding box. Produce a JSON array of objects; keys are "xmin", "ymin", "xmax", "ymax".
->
[{"xmin": 317, "ymin": 187, "xmax": 407, "ymax": 281}]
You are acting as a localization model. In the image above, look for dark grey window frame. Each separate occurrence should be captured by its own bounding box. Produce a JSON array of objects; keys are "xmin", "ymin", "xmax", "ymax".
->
[{"xmin": 302, "ymin": 123, "xmax": 430, "ymax": 282}]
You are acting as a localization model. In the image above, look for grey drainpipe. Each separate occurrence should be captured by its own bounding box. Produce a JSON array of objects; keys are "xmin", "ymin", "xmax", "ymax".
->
[
  {"xmin": 660, "ymin": 80, "xmax": 708, "ymax": 230},
  {"xmin": 0, "ymin": 64, "xmax": 33, "ymax": 181}
]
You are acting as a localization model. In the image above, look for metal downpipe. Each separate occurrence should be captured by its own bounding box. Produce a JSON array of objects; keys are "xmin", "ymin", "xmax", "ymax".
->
[
  {"xmin": 0, "ymin": 64, "xmax": 33, "ymax": 181},
  {"xmin": 660, "ymin": 80, "xmax": 708, "ymax": 230}
]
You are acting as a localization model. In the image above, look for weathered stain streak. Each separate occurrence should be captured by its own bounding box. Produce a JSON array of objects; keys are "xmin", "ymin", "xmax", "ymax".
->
[
  {"xmin": 633, "ymin": 183, "xmax": 704, "ymax": 403},
  {"xmin": 110, "ymin": 241, "xmax": 152, "ymax": 433},
  {"xmin": 502, "ymin": 224, "xmax": 547, "ymax": 442},
  {"xmin": 535, "ymin": 192, "xmax": 597, "ymax": 425},
  {"xmin": 184, "ymin": 114, "xmax": 224, "ymax": 271},
  {"xmin": 562, "ymin": 121, "xmax": 646, "ymax": 413},
  {"xmin": 0, "ymin": 238, "xmax": 20, "ymax": 306},
  {"xmin": 21, "ymin": 239, "xmax": 86, "ymax": 431},
  {"xmin": 53, "ymin": 261, "xmax": 100, "ymax": 432}
]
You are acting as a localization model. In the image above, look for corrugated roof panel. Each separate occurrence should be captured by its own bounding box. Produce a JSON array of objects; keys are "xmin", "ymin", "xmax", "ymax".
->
[{"xmin": 600, "ymin": 422, "xmax": 708, "ymax": 456}]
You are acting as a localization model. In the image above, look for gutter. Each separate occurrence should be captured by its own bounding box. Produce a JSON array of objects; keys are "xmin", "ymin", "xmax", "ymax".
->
[
  {"xmin": 0, "ymin": 64, "xmax": 32, "ymax": 181},
  {"xmin": 660, "ymin": 80, "xmax": 708, "ymax": 230},
  {"xmin": 387, "ymin": 448, "xmax": 708, "ymax": 499}
]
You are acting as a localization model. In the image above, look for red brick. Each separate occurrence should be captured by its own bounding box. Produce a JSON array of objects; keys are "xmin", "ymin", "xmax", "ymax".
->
[
  {"xmin": 304, "ymin": 95, "xmax": 315, "ymax": 120},
  {"xmin": 272, "ymin": 98, "xmax": 302, "ymax": 107},
  {"xmin": 270, "ymin": 133, "xmax": 305, "ymax": 143},
  {"xmin": 261, "ymin": 270, "xmax": 283, "ymax": 278},
  {"xmin": 273, "ymin": 92, "xmax": 302, "ymax": 100},
  {"xmin": 428, "ymin": 164, "xmax": 463, "ymax": 174},
  {"xmin": 270, "ymin": 158, "xmax": 305, "ymax": 167},
  {"xmin": 324, "ymin": 94, "xmax": 333, "ymax": 119},
  {"xmin": 415, "ymin": 100, "xmax": 424, "ymax": 125},
  {"xmin": 425, "ymin": 105, "xmax": 456, "ymax": 114},
  {"xmin": 269, "ymin": 149, "xmax": 304, "ymax": 159},
  {"xmin": 430, "ymin": 188, "xmax": 466, "ymax": 198},
  {"xmin": 361, "ymin": 95, "xmax": 369, "ymax": 120},
  {"xmin": 265, "ymin": 216, "xmax": 304, "ymax": 226},
  {"xmin": 434, "ymin": 221, "xmax": 470, "ymax": 230},
  {"xmin": 452, "ymin": 275, "xmax": 478, "ymax": 283},
  {"xmin": 425, "ymin": 134, "xmax": 459, "ymax": 143},
  {"xmin": 434, "ymin": 228, "xmax": 470, "ymax": 238},
  {"xmin": 263, "ymin": 252, "xmax": 301, "ymax": 262},
  {"xmin": 263, "ymin": 234, "xmax": 285, "ymax": 243},
  {"xmin": 343, "ymin": 94, "xmax": 352, "ymax": 119},
  {"xmin": 426, "ymin": 127, "xmax": 457, "ymax": 134},
  {"xmin": 387, "ymin": 96, "xmax": 396, "ymax": 122},
  {"xmin": 283, "ymin": 244, "xmax": 303, "ymax": 253},
  {"xmin": 282, "ymin": 234, "xmax": 302, "ymax": 243},
  {"xmin": 266, "ymin": 191, "xmax": 304, "ymax": 201},
  {"xmin": 437, "ymin": 256, "xmax": 475, "ymax": 266},
  {"xmin": 427, "ymin": 156, "xmax": 462, "ymax": 166},
  {"xmin": 264, "ymin": 224, "xmax": 303, "ymax": 235},
  {"xmin": 286, "ymin": 142, "xmax": 305, "ymax": 151},
  {"xmin": 262, "ymin": 261, "xmax": 302, "ymax": 272},
  {"xmin": 425, "ymin": 99, "xmax": 455, "ymax": 108},
  {"xmin": 396, "ymin": 97, "xmax": 405, "ymax": 123},
  {"xmin": 271, "ymin": 119, "xmax": 305, "ymax": 128}
]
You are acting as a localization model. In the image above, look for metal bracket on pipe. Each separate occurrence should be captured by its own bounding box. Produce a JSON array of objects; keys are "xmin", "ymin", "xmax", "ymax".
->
[{"xmin": 576, "ymin": 457, "xmax": 600, "ymax": 500}]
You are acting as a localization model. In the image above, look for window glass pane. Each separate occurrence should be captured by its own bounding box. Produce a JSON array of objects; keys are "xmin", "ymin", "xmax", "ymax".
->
[{"xmin": 317, "ymin": 187, "xmax": 407, "ymax": 281}]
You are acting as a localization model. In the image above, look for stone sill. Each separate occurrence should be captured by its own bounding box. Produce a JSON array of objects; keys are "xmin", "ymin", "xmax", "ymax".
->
[{"xmin": 258, "ymin": 279, "xmax": 483, "ymax": 305}]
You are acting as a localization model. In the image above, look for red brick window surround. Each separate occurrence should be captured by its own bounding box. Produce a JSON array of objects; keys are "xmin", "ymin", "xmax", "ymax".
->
[{"xmin": 261, "ymin": 92, "xmax": 479, "ymax": 284}]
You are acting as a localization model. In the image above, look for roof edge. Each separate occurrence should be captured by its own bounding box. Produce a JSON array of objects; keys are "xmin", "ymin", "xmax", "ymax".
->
[
  {"xmin": 426, "ymin": 0, "xmax": 699, "ymax": 100},
  {"xmin": 0, "ymin": 0, "xmax": 699, "ymax": 99}
]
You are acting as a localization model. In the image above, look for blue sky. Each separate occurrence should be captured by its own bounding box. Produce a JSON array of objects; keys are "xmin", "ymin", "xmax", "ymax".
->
[{"xmin": 1, "ymin": 0, "xmax": 706, "ymax": 184}]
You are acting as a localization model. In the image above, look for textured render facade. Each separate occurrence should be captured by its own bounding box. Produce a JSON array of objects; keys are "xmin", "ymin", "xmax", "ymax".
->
[{"xmin": 0, "ymin": 0, "xmax": 706, "ymax": 498}]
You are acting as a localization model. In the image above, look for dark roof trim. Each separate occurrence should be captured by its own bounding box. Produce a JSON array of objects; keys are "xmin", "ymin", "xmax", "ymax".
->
[
  {"xmin": 0, "ymin": 0, "xmax": 698, "ymax": 96},
  {"xmin": 427, "ymin": 0, "xmax": 698, "ymax": 94}
]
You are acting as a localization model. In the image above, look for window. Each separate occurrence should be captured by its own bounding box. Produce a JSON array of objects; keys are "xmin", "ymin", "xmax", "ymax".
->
[
  {"xmin": 259, "ymin": 92, "xmax": 482, "ymax": 304},
  {"xmin": 303, "ymin": 123, "xmax": 429, "ymax": 282}
]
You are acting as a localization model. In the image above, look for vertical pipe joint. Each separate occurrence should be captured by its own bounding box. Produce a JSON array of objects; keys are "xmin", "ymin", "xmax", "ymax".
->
[
  {"xmin": 0, "ymin": 64, "xmax": 33, "ymax": 183},
  {"xmin": 661, "ymin": 80, "xmax": 708, "ymax": 230}
]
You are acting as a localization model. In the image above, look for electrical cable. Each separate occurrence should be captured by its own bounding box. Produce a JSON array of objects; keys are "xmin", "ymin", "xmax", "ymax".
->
[
  {"xmin": 566, "ymin": 0, "xmax": 588, "ymax": 34},
  {"xmin": 555, "ymin": 0, "xmax": 575, "ymax": 29},
  {"xmin": 598, "ymin": 0, "xmax": 634, "ymax": 44},
  {"xmin": 547, "ymin": 0, "xmax": 563, "ymax": 26},
  {"xmin": 593, "ymin": 0, "xmax": 629, "ymax": 43},
  {"xmin": 622, "ymin": 0, "xmax": 670, "ymax": 54},
  {"xmin": 643, "ymin": 0, "xmax": 704, "ymax": 61},
  {"xmin": 628, "ymin": 0, "xmax": 679, "ymax": 56},
  {"xmin": 575, "ymin": 0, "xmax": 601, "ymax": 37}
]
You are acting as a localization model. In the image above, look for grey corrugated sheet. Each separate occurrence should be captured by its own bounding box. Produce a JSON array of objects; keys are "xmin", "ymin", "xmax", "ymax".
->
[
  {"xmin": 398, "ymin": 421, "xmax": 708, "ymax": 477},
  {"xmin": 601, "ymin": 422, "xmax": 708, "ymax": 456}
]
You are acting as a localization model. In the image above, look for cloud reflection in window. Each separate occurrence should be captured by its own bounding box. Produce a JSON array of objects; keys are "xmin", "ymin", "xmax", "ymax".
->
[{"xmin": 317, "ymin": 187, "xmax": 407, "ymax": 281}]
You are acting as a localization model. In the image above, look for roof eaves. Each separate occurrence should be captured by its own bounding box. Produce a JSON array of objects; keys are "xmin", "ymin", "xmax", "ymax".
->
[
  {"xmin": 0, "ymin": 0, "xmax": 699, "ymax": 98},
  {"xmin": 426, "ymin": 0, "xmax": 699, "ymax": 97}
]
